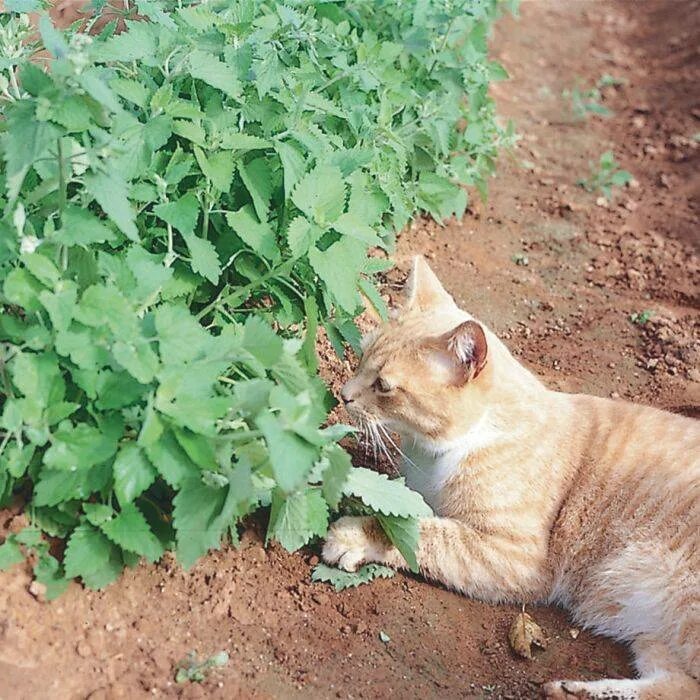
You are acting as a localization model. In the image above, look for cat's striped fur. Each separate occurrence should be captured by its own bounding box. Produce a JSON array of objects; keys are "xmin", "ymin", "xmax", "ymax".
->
[{"xmin": 323, "ymin": 257, "xmax": 699, "ymax": 699}]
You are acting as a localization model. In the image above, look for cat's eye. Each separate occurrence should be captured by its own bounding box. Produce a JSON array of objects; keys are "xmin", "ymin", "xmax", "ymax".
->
[{"xmin": 373, "ymin": 376, "xmax": 392, "ymax": 394}]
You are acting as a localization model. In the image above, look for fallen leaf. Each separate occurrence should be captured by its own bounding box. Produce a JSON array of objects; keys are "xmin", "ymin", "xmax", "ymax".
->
[{"xmin": 508, "ymin": 611, "xmax": 547, "ymax": 659}]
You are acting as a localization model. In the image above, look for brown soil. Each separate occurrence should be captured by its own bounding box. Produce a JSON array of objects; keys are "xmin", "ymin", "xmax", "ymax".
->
[{"xmin": 2, "ymin": 2, "xmax": 699, "ymax": 699}]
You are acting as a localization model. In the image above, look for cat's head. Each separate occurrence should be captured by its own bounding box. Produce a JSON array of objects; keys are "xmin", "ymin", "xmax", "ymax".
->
[{"xmin": 340, "ymin": 256, "xmax": 498, "ymax": 445}]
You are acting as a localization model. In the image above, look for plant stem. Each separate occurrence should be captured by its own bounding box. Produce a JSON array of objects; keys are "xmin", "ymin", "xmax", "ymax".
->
[{"xmin": 57, "ymin": 138, "xmax": 67, "ymax": 226}]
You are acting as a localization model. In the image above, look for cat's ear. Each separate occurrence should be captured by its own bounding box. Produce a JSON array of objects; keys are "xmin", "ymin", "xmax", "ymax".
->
[
  {"xmin": 440, "ymin": 320, "xmax": 488, "ymax": 384},
  {"xmin": 405, "ymin": 256, "xmax": 456, "ymax": 313}
]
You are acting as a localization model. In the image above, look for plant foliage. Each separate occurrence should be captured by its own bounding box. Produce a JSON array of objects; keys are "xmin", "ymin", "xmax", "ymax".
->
[{"xmin": 0, "ymin": 0, "xmax": 510, "ymax": 591}]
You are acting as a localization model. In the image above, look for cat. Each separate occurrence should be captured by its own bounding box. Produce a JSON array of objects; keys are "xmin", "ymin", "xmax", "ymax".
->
[{"xmin": 323, "ymin": 256, "xmax": 699, "ymax": 699}]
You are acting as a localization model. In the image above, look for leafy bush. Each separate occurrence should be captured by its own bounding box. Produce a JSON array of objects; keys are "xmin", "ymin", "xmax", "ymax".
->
[{"xmin": 0, "ymin": 0, "xmax": 511, "ymax": 594}]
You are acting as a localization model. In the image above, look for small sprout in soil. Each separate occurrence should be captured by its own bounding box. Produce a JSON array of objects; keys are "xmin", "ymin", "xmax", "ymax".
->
[
  {"xmin": 512, "ymin": 253, "xmax": 529, "ymax": 266},
  {"xmin": 175, "ymin": 650, "xmax": 229, "ymax": 683},
  {"xmin": 630, "ymin": 310, "xmax": 654, "ymax": 325},
  {"xmin": 597, "ymin": 73, "xmax": 626, "ymax": 88},
  {"xmin": 379, "ymin": 630, "xmax": 391, "ymax": 644},
  {"xmin": 578, "ymin": 151, "xmax": 633, "ymax": 200},
  {"xmin": 563, "ymin": 80, "xmax": 612, "ymax": 120}
]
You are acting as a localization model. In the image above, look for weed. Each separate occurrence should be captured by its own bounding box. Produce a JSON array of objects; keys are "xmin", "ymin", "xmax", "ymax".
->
[
  {"xmin": 630, "ymin": 310, "xmax": 654, "ymax": 325},
  {"xmin": 175, "ymin": 651, "xmax": 229, "ymax": 683},
  {"xmin": 578, "ymin": 151, "xmax": 633, "ymax": 199}
]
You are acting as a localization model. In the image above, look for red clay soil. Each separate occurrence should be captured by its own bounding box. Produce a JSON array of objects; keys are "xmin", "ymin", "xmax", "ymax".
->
[{"xmin": 1, "ymin": 2, "xmax": 698, "ymax": 699}]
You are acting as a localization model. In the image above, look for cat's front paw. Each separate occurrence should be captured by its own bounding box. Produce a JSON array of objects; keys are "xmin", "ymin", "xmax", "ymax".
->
[{"xmin": 322, "ymin": 516, "xmax": 386, "ymax": 572}]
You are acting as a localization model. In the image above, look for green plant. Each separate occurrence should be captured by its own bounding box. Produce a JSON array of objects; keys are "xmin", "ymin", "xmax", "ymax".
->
[
  {"xmin": 630, "ymin": 310, "xmax": 653, "ymax": 325},
  {"xmin": 0, "ymin": 0, "xmax": 511, "ymax": 594},
  {"xmin": 578, "ymin": 151, "xmax": 632, "ymax": 199},
  {"xmin": 563, "ymin": 80, "xmax": 611, "ymax": 120},
  {"xmin": 175, "ymin": 650, "xmax": 229, "ymax": 683}
]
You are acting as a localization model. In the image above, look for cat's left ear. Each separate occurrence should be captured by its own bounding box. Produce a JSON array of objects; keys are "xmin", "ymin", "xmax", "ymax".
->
[{"xmin": 440, "ymin": 320, "xmax": 488, "ymax": 384}]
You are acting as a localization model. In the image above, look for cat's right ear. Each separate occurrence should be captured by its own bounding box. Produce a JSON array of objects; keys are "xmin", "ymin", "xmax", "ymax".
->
[
  {"xmin": 405, "ymin": 256, "xmax": 456, "ymax": 313},
  {"xmin": 440, "ymin": 320, "xmax": 488, "ymax": 384}
]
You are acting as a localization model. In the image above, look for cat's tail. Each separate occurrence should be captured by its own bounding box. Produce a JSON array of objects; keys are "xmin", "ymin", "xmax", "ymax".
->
[{"xmin": 542, "ymin": 635, "xmax": 699, "ymax": 699}]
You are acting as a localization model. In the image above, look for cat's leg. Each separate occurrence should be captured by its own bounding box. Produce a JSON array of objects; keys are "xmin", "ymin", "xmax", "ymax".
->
[
  {"xmin": 322, "ymin": 515, "xmax": 544, "ymax": 599},
  {"xmin": 542, "ymin": 634, "xmax": 700, "ymax": 699}
]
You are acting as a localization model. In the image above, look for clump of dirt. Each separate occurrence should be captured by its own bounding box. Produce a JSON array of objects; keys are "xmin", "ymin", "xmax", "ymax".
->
[{"xmin": 2, "ymin": 1, "xmax": 698, "ymax": 699}]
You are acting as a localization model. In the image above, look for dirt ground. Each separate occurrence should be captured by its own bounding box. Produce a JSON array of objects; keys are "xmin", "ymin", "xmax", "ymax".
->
[{"xmin": 1, "ymin": 1, "xmax": 699, "ymax": 699}]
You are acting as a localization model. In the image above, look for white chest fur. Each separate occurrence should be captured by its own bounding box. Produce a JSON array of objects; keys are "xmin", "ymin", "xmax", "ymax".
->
[{"xmin": 397, "ymin": 413, "xmax": 502, "ymax": 512}]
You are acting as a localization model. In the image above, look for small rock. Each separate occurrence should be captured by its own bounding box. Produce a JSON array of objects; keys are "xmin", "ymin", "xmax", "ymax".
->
[
  {"xmin": 76, "ymin": 641, "xmax": 92, "ymax": 658},
  {"xmin": 28, "ymin": 580, "xmax": 47, "ymax": 601},
  {"xmin": 569, "ymin": 628, "xmax": 580, "ymax": 640},
  {"xmin": 308, "ymin": 555, "xmax": 319, "ymax": 567},
  {"xmin": 595, "ymin": 196, "xmax": 608, "ymax": 208},
  {"xmin": 610, "ymin": 392, "xmax": 620, "ymax": 400}
]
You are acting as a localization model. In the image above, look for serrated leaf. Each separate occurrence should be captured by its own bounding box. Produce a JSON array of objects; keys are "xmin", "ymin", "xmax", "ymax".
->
[
  {"xmin": 188, "ymin": 50, "xmax": 241, "ymax": 98},
  {"xmin": 153, "ymin": 192, "xmax": 199, "ymax": 236},
  {"xmin": 292, "ymin": 164, "xmax": 346, "ymax": 225},
  {"xmin": 226, "ymin": 205, "xmax": 279, "ymax": 261},
  {"xmin": 238, "ymin": 158, "xmax": 273, "ymax": 222},
  {"xmin": 43, "ymin": 423, "xmax": 118, "ymax": 471},
  {"xmin": 63, "ymin": 523, "xmax": 114, "ymax": 579},
  {"xmin": 285, "ymin": 216, "xmax": 321, "ymax": 259},
  {"xmin": 256, "ymin": 412, "xmax": 317, "ymax": 493},
  {"xmin": 112, "ymin": 339, "xmax": 160, "ymax": 384},
  {"xmin": 113, "ymin": 443, "xmax": 157, "ymax": 505},
  {"xmin": 343, "ymin": 468, "xmax": 432, "ymax": 518},
  {"xmin": 193, "ymin": 146, "xmax": 235, "ymax": 193},
  {"xmin": 54, "ymin": 206, "xmax": 116, "ymax": 247},
  {"xmin": 308, "ymin": 237, "xmax": 365, "ymax": 314},
  {"xmin": 183, "ymin": 233, "xmax": 221, "ymax": 284},
  {"xmin": 84, "ymin": 172, "xmax": 138, "ymax": 241},
  {"xmin": 268, "ymin": 487, "xmax": 328, "ymax": 552},
  {"xmin": 242, "ymin": 315, "xmax": 283, "ymax": 367},
  {"xmin": 376, "ymin": 514, "xmax": 420, "ymax": 573},
  {"xmin": 274, "ymin": 140, "xmax": 306, "ymax": 200},
  {"xmin": 172, "ymin": 478, "xmax": 228, "ymax": 568},
  {"xmin": 144, "ymin": 430, "xmax": 198, "ymax": 488},
  {"xmin": 311, "ymin": 563, "xmax": 394, "ymax": 591},
  {"xmin": 319, "ymin": 445, "xmax": 351, "ymax": 508},
  {"xmin": 100, "ymin": 503, "xmax": 164, "ymax": 562}
]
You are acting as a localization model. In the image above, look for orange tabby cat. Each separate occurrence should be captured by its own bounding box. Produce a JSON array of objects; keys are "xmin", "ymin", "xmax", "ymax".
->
[{"xmin": 323, "ymin": 257, "xmax": 699, "ymax": 699}]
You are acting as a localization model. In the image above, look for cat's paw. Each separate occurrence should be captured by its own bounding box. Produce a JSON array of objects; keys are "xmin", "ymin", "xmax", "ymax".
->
[{"xmin": 322, "ymin": 516, "xmax": 384, "ymax": 572}]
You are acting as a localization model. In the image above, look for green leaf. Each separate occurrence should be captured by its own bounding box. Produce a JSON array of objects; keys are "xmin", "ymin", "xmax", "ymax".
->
[
  {"xmin": 285, "ymin": 216, "xmax": 321, "ymax": 259},
  {"xmin": 33, "ymin": 552, "xmax": 70, "ymax": 598},
  {"xmin": 188, "ymin": 49, "xmax": 241, "ymax": 98},
  {"xmin": 100, "ymin": 503, "xmax": 164, "ymax": 562},
  {"xmin": 309, "ymin": 237, "xmax": 365, "ymax": 314},
  {"xmin": 153, "ymin": 193, "xmax": 199, "ymax": 236},
  {"xmin": 242, "ymin": 316, "xmax": 283, "ymax": 367},
  {"xmin": 239, "ymin": 158, "xmax": 273, "ymax": 222},
  {"xmin": 256, "ymin": 412, "xmax": 317, "ymax": 493},
  {"xmin": 319, "ymin": 445, "xmax": 352, "ymax": 509},
  {"xmin": 311, "ymin": 563, "xmax": 394, "ymax": 591},
  {"xmin": 84, "ymin": 171, "xmax": 138, "ymax": 241},
  {"xmin": 226, "ymin": 205, "xmax": 279, "ymax": 261},
  {"xmin": 376, "ymin": 514, "xmax": 420, "ymax": 573},
  {"xmin": 292, "ymin": 165, "xmax": 346, "ymax": 225},
  {"xmin": 54, "ymin": 206, "xmax": 116, "ymax": 246},
  {"xmin": 193, "ymin": 147, "xmax": 235, "ymax": 193},
  {"xmin": 343, "ymin": 468, "xmax": 432, "ymax": 518},
  {"xmin": 63, "ymin": 524, "xmax": 114, "ymax": 579},
  {"xmin": 172, "ymin": 478, "xmax": 228, "ymax": 568},
  {"xmin": 112, "ymin": 339, "xmax": 160, "ymax": 384},
  {"xmin": 268, "ymin": 487, "xmax": 328, "ymax": 552},
  {"xmin": 22, "ymin": 252, "xmax": 60, "ymax": 287},
  {"xmin": 144, "ymin": 430, "xmax": 198, "ymax": 488},
  {"xmin": 43, "ymin": 423, "xmax": 118, "ymax": 471},
  {"xmin": 0, "ymin": 538, "xmax": 24, "ymax": 570},
  {"xmin": 113, "ymin": 443, "xmax": 157, "ymax": 505},
  {"xmin": 183, "ymin": 233, "xmax": 221, "ymax": 284},
  {"xmin": 274, "ymin": 140, "xmax": 306, "ymax": 200}
]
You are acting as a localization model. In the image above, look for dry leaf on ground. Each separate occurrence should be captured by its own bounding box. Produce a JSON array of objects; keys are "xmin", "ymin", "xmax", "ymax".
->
[{"xmin": 508, "ymin": 611, "xmax": 548, "ymax": 659}]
